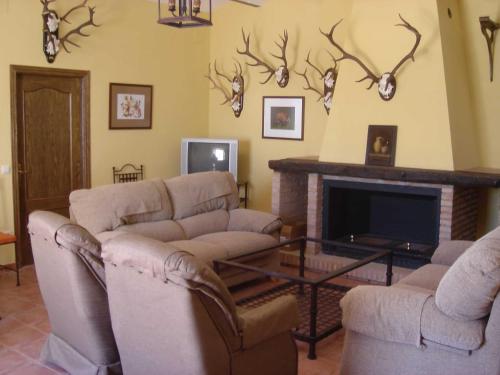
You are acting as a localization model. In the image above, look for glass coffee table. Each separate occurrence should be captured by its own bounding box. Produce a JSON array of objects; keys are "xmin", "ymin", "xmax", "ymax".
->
[{"xmin": 213, "ymin": 237, "xmax": 393, "ymax": 360}]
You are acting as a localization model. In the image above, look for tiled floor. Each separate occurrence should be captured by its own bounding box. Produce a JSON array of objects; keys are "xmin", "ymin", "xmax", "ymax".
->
[{"xmin": 0, "ymin": 266, "xmax": 366, "ymax": 375}]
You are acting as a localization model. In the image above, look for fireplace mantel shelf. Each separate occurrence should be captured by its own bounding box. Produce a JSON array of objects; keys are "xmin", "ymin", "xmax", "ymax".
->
[{"xmin": 268, "ymin": 157, "xmax": 500, "ymax": 188}]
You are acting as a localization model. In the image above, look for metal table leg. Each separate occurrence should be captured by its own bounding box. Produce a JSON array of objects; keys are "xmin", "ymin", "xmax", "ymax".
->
[{"xmin": 308, "ymin": 285, "xmax": 318, "ymax": 359}]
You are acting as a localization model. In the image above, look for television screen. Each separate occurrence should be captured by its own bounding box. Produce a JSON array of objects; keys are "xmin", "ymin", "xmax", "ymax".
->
[
  {"xmin": 181, "ymin": 138, "xmax": 238, "ymax": 179},
  {"xmin": 188, "ymin": 142, "xmax": 230, "ymax": 173}
]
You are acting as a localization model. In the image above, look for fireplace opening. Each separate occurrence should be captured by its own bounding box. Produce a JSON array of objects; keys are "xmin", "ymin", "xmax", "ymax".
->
[{"xmin": 322, "ymin": 180, "xmax": 442, "ymax": 268}]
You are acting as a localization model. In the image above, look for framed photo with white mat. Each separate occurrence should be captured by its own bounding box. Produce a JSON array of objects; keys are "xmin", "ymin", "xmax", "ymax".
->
[
  {"xmin": 109, "ymin": 83, "xmax": 153, "ymax": 130},
  {"xmin": 262, "ymin": 96, "xmax": 305, "ymax": 140}
]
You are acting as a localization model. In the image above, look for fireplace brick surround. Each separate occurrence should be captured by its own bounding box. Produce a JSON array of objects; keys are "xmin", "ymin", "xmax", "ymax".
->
[{"xmin": 270, "ymin": 158, "xmax": 500, "ymax": 280}]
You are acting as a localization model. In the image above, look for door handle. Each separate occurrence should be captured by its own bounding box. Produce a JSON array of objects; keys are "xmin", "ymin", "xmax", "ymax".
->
[{"xmin": 17, "ymin": 164, "xmax": 27, "ymax": 174}]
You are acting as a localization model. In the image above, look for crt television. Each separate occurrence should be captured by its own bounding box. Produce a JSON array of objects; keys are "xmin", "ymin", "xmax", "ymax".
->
[{"xmin": 181, "ymin": 138, "xmax": 238, "ymax": 179}]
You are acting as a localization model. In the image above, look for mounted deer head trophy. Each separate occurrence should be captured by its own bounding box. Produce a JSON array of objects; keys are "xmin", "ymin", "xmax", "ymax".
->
[
  {"xmin": 205, "ymin": 61, "xmax": 245, "ymax": 118},
  {"xmin": 296, "ymin": 51, "xmax": 338, "ymax": 114},
  {"xmin": 237, "ymin": 29, "xmax": 289, "ymax": 88},
  {"xmin": 41, "ymin": 0, "xmax": 99, "ymax": 63},
  {"xmin": 321, "ymin": 14, "xmax": 421, "ymax": 101},
  {"xmin": 479, "ymin": 16, "xmax": 500, "ymax": 82}
]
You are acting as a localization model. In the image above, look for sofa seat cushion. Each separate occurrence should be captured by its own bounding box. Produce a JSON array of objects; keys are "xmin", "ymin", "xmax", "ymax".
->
[
  {"xmin": 176, "ymin": 210, "xmax": 229, "ymax": 239},
  {"xmin": 194, "ymin": 231, "xmax": 279, "ymax": 259},
  {"xmin": 116, "ymin": 220, "xmax": 186, "ymax": 243},
  {"xmin": 435, "ymin": 226, "xmax": 500, "ymax": 321},
  {"xmin": 165, "ymin": 171, "xmax": 239, "ymax": 220},
  {"xmin": 166, "ymin": 240, "xmax": 228, "ymax": 266},
  {"xmin": 397, "ymin": 264, "xmax": 449, "ymax": 292}
]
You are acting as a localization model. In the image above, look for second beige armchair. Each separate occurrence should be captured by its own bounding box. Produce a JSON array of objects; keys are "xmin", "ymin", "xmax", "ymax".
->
[{"xmin": 102, "ymin": 233, "xmax": 299, "ymax": 375}]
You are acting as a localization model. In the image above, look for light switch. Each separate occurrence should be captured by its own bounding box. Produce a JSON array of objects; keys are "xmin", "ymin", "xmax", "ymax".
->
[{"xmin": 0, "ymin": 165, "xmax": 11, "ymax": 175}]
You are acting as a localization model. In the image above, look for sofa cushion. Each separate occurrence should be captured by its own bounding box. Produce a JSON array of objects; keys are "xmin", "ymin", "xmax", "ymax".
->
[
  {"xmin": 165, "ymin": 171, "xmax": 239, "ymax": 220},
  {"xmin": 176, "ymin": 210, "xmax": 229, "ymax": 239},
  {"xmin": 70, "ymin": 179, "xmax": 172, "ymax": 234},
  {"xmin": 431, "ymin": 240, "xmax": 474, "ymax": 266},
  {"xmin": 166, "ymin": 240, "xmax": 229, "ymax": 266},
  {"xmin": 194, "ymin": 231, "xmax": 279, "ymax": 259},
  {"xmin": 435, "ymin": 227, "xmax": 500, "ymax": 321},
  {"xmin": 54, "ymin": 223, "xmax": 106, "ymax": 288},
  {"xmin": 116, "ymin": 220, "xmax": 186, "ymax": 243},
  {"xmin": 228, "ymin": 208, "xmax": 282, "ymax": 235},
  {"xmin": 397, "ymin": 264, "xmax": 449, "ymax": 292}
]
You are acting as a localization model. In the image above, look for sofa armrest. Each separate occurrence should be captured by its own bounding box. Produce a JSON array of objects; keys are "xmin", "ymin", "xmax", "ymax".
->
[
  {"xmin": 341, "ymin": 285, "xmax": 432, "ymax": 347},
  {"xmin": 228, "ymin": 208, "xmax": 282, "ymax": 235},
  {"xmin": 420, "ymin": 296, "xmax": 485, "ymax": 351},
  {"xmin": 431, "ymin": 240, "xmax": 473, "ymax": 266},
  {"xmin": 238, "ymin": 295, "xmax": 299, "ymax": 349}
]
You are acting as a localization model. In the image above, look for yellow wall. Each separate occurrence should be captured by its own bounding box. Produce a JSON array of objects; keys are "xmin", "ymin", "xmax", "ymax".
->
[
  {"xmin": 458, "ymin": 0, "xmax": 500, "ymax": 229},
  {"xmin": 207, "ymin": 0, "xmax": 353, "ymax": 211},
  {"xmin": 1, "ymin": 0, "xmax": 499, "ymax": 264},
  {"xmin": 0, "ymin": 0, "xmax": 209, "ymax": 263},
  {"xmin": 320, "ymin": 0, "xmax": 458, "ymax": 170},
  {"xmin": 208, "ymin": 0, "xmax": 500, "ymax": 230},
  {"xmin": 438, "ymin": 0, "xmax": 479, "ymax": 170}
]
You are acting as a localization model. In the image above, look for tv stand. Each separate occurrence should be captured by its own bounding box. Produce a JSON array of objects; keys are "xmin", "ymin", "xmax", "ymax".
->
[{"xmin": 237, "ymin": 181, "xmax": 248, "ymax": 208}]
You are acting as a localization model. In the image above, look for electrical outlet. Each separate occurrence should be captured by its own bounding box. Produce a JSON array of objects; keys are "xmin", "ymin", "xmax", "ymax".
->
[{"xmin": 0, "ymin": 165, "xmax": 11, "ymax": 175}]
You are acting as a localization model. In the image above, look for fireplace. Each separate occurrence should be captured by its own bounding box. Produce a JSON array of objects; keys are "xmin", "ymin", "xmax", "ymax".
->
[
  {"xmin": 322, "ymin": 180, "xmax": 441, "ymax": 267},
  {"xmin": 269, "ymin": 158, "xmax": 496, "ymax": 277}
]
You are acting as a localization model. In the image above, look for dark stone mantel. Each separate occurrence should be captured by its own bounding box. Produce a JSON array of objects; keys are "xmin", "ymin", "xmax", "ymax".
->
[{"xmin": 268, "ymin": 157, "xmax": 500, "ymax": 188}]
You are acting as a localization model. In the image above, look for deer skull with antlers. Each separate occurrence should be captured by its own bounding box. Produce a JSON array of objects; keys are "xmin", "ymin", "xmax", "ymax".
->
[
  {"xmin": 296, "ymin": 51, "xmax": 338, "ymax": 114},
  {"xmin": 237, "ymin": 29, "xmax": 290, "ymax": 88},
  {"xmin": 41, "ymin": 0, "xmax": 99, "ymax": 63},
  {"xmin": 205, "ymin": 61, "xmax": 245, "ymax": 118},
  {"xmin": 321, "ymin": 14, "xmax": 421, "ymax": 101}
]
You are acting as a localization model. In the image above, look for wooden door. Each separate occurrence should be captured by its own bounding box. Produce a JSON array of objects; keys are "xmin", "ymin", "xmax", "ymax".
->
[{"xmin": 11, "ymin": 66, "xmax": 90, "ymax": 266}]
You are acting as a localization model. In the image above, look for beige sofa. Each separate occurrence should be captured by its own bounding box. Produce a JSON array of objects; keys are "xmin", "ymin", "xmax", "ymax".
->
[
  {"xmin": 28, "ymin": 211, "xmax": 121, "ymax": 375},
  {"xmin": 102, "ymin": 233, "xmax": 299, "ymax": 375},
  {"xmin": 339, "ymin": 228, "xmax": 500, "ymax": 375},
  {"xmin": 69, "ymin": 171, "xmax": 282, "ymax": 286}
]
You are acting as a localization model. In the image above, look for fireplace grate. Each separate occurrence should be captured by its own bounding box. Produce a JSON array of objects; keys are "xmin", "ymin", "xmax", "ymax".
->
[{"xmin": 323, "ymin": 233, "xmax": 435, "ymax": 268}]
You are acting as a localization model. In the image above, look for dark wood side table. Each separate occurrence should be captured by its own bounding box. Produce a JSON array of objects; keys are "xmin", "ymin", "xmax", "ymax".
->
[
  {"xmin": 0, "ymin": 232, "xmax": 20, "ymax": 287},
  {"xmin": 237, "ymin": 181, "xmax": 248, "ymax": 208}
]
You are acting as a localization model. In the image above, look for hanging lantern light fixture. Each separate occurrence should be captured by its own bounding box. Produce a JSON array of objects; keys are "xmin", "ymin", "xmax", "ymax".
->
[{"xmin": 158, "ymin": 0, "xmax": 212, "ymax": 28}]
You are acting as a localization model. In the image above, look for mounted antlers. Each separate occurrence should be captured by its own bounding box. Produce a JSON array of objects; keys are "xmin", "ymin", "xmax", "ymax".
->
[
  {"xmin": 479, "ymin": 16, "xmax": 500, "ymax": 82},
  {"xmin": 41, "ymin": 0, "xmax": 99, "ymax": 63},
  {"xmin": 296, "ymin": 51, "xmax": 338, "ymax": 114},
  {"xmin": 321, "ymin": 14, "xmax": 421, "ymax": 101},
  {"xmin": 237, "ymin": 29, "xmax": 290, "ymax": 88},
  {"xmin": 205, "ymin": 61, "xmax": 245, "ymax": 118}
]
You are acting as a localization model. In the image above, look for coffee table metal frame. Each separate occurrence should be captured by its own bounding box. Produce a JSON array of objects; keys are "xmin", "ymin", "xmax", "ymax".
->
[{"xmin": 213, "ymin": 236, "xmax": 393, "ymax": 360}]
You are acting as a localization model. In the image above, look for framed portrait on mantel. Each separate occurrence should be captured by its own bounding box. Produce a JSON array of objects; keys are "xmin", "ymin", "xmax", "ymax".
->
[
  {"xmin": 262, "ymin": 96, "xmax": 305, "ymax": 140},
  {"xmin": 365, "ymin": 125, "xmax": 398, "ymax": 167},
  {"xmin": 109, "ymin": 83, "xmax": 153, "ymax": 129}
]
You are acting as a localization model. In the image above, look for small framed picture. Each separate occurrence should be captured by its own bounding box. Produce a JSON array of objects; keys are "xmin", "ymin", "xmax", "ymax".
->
[
  {"xmin": 109, "ymin": 83, "xmax": 153, "ymax": 129},
  {"xmin": 365, "ymin": 125, "xmax": 398, "ymax": 167},
  {"xmin": 262, "ymin": 96, "xmax": 305, "ymax": 140}
]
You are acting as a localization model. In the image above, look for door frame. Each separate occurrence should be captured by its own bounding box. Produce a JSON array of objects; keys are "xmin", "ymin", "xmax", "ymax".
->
[{"xmin": 10, "ymin": 65, "xmax": 91, "ymax": 266}]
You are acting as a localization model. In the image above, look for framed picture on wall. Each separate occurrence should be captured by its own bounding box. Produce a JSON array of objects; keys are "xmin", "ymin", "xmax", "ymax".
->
[
  {"xmin": 109, "ymin": 83, "xmax": 153, "ymax": 129},
  {"xmin": 262, "ymin": 96, "xmax": 305, "ymax": 140},
  {"xmin": 365, "ymin": 125, "xmax": 398, "ymax": 167}
]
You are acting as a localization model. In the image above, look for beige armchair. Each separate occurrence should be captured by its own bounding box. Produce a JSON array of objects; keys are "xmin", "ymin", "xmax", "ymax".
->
[
  {"xmin": 339, "ymin": 228, "xmax": 500, "ymax": 375},
  {"xmin": 28, "ymin": 211, "xmax": 121, "ymax": 375},
  {"xmin": 102, "ymin": 233, "xmax": 299, "ymax": 375}
]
